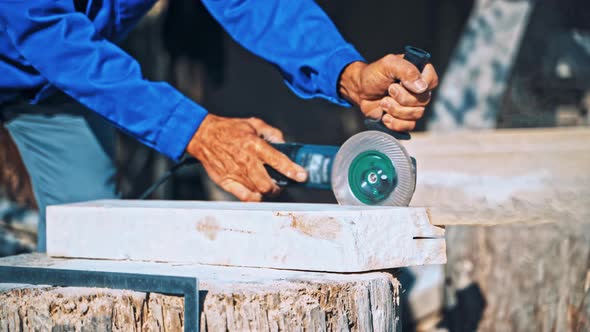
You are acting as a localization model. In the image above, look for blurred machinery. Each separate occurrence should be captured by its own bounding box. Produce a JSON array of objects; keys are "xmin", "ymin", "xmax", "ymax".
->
[{"xmin": 501, "ymin": 0, "xmax": 590, "ymax": 128}]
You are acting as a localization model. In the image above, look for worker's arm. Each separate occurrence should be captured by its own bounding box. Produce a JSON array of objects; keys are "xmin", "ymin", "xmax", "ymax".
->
[
  {"xmin": 0, "ymin": 1, "xmax": 306, "ymax": 202},
  {"xmin": 201, "ymin": 0, "xmax": 438, "ymax": 132},
  {"xmin": 0, "ymin": 0, "xmax": 204, "ymax": 161},
  {"xmin": 201, "ymin": 0, "xmax": 362, "ymax": 106}
]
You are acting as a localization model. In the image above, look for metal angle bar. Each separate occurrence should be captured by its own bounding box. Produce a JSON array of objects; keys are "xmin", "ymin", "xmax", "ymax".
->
[{"xmin": 0, "ymin": 266, "xmax": 199, "ymax": 332}]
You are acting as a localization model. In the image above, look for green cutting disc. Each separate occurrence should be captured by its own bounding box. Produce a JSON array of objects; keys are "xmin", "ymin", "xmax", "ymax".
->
[
  {"xmin": 347, "ymin": 150, "xmax": 397, "ymax": 204},
  {"xmin": 332, "ymin": 131, "xmax": 415, "ymax": 206}
]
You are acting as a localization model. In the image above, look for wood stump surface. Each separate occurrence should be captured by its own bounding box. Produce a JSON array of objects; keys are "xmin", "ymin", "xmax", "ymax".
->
[{"xmin": 0, "ymin": 254, "xmax": 402, "ymax": 332}]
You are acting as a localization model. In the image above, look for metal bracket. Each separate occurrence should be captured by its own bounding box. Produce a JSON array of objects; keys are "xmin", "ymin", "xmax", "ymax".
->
[{"xmin": 0, "ymin": 266, "xmax": 199, "ymax": 332}]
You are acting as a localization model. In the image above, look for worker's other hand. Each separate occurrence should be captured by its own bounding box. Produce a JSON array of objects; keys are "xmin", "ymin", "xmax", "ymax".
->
[
  {"xmin": 186, "ymin": 114, "xmax": 308, "ymax": 202},
  {"xmin": 338, "ymin": 54, "xmax": 438, "ymax": 132}
]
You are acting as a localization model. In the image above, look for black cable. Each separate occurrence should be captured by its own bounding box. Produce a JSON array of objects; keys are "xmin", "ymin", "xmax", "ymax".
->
[{"xmin": 138, "ymin": 157, "xmax": 200, "ymax": 200}]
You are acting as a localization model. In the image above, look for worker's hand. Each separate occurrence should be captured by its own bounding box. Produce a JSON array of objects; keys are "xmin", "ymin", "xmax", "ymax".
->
[
  {"xmin": 338, "ymin": 54, "xmax": 438, "ymax": 132},
  {"xmin": 186, "ymin": 114, "xmax": 308, "ymax": 202}
]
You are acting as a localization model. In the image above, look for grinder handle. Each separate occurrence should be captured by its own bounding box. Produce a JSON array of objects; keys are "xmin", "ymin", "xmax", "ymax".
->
[{"xmin": 364, "ymin": 46, "xmax": 431, "ymax": 140}]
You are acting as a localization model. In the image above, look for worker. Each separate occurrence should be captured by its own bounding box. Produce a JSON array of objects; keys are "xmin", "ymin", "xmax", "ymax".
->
[{"xmin": 0, "ymin": 0, "xmax": 438, "ymax": 251}]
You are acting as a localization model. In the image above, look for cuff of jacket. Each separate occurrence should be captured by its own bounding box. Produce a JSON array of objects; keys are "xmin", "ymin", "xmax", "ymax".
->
[
  {"xmin": 319, "ymin": 45, "xmax": 365, "ymax": 107},
  {"xmin": 155, "ymin": 97, "xmax": 208, "ymax": 161}
]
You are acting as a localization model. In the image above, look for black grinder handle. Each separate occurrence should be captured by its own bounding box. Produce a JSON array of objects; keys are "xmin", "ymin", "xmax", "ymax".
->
[{"xmin": 364, "ymin": 46, "xmax": 431, "ymax": 140}]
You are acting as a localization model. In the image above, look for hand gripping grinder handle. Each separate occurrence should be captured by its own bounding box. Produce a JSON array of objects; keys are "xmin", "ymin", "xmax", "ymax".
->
[{"xmin": 364, "ymin": 46, "xmax": 431, "ymax": 139}]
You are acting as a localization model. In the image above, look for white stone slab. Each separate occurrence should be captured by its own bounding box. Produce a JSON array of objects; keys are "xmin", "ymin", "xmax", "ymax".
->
[{"xmin": 46, "ymin": 200, "xmax": 445, "ymax": 272}]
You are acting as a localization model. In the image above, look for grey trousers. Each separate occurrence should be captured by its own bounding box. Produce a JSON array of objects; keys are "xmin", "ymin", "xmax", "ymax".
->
[{"xmin": 1, "ymin": 95, "xmax": 119, "ymax": 252}]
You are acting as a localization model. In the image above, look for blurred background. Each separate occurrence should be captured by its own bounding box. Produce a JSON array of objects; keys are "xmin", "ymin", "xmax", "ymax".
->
[{"xmin": 0, "ymin": 0, "xmax": 589, "ymax": 330}]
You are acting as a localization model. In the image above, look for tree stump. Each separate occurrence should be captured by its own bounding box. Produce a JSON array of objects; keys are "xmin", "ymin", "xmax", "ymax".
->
[
  {"xmin": 406, "ymin": 128, "xmax": 590, "ymax": 331},
  {"xmin": 445, "ymin": 221, "xmax": 590, "ymax": 332},
  {"xmin": 0, "ymin": 254, "xmax": 401, "ymax": 331}
]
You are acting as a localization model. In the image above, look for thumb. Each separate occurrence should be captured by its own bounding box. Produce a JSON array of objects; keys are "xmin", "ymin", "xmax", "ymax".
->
[{"xmin": 381, "ymin": 54, "xmax": 428, "ymax": 94}]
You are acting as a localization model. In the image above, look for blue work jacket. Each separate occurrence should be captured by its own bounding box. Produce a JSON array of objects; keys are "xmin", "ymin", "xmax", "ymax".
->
[{"xmin": 0, "ymin": 0, "xmax": 364, "ymax": 160}]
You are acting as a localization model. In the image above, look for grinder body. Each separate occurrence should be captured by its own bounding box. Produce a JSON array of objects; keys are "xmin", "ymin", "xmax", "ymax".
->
[
  {"xmin": 267, "ymin": 143, "xmax": 338, "ymax": 190},
  {"xmin": 269, "ymin": 131, "xmax": 416, "ymax": 206}
]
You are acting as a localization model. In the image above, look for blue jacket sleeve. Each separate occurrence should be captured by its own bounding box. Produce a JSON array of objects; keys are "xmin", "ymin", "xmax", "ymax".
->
[
  {"xmin": 201, "ymin": 0, "xmax": 365, "ymax": 106},
  {"xmin": 0, "ymin": 0, "xmax": 207, "ymax": 160}
]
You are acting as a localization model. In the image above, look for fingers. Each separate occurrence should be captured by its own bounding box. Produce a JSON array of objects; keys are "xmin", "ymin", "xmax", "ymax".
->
[
  {"xmin": 247, "ymin": 161, "xmax": 281, "ymax": 196},
  {"xmin": 380, "ymin": 54, "xmax": 427, "ymax": 94},
  {"xmin": 421, "ymin": 63, "xmax": 439, "ymax": 89},
  {"xmin": 246, "ymin": 117, "xmax": 285, "ymax": 143},
  {"xmin": 206, "ymin": 168, "xmax": 263, "ymax": 202},
  {"xmin": 362, "ymin": 96, "xmax": 424, "ymax": 120},
  {"xmin": 397, "ymin": 59, "xmax": 438, "ymax": 94},
  {"xmin": 359, "ymin": 99, "xmax": 386, "ymax": 120},
  {"xmin": 219, "ymin": 178, "xmax": 263, "ymax": 202},
  {"xmin": 379, "ymin": 54, "xmax": 439, "ymax": 95},
  {"xmin": 381, "ymin": 114, "xmax": 416, "ymax": 132},
  {"xmin": 388, "ymin": 84, "xmax": 431, "ymax": 107},
  {"xmin": 255, "ymin": 140, "xmax": 307, "ymax": 183},
  {"xmin": 380, "ymin": 96, "xmax": 425, "ymax": 121},
  {"xmin": 206, "ymin": 153, "xmax": 280, "ymax": 201},
  {"xmin": 360, "ymin": 97, "xmax": 420, "ymax": 131}
]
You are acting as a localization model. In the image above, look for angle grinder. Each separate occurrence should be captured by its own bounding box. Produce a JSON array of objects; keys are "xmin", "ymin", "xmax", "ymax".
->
[
  {"xmin": 139, "ymin": 46, "xmax": 430, "ymax": 205},
  {"xmin": 267, "ymin": 46, "xmax": 430, "ymax": 206}
]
